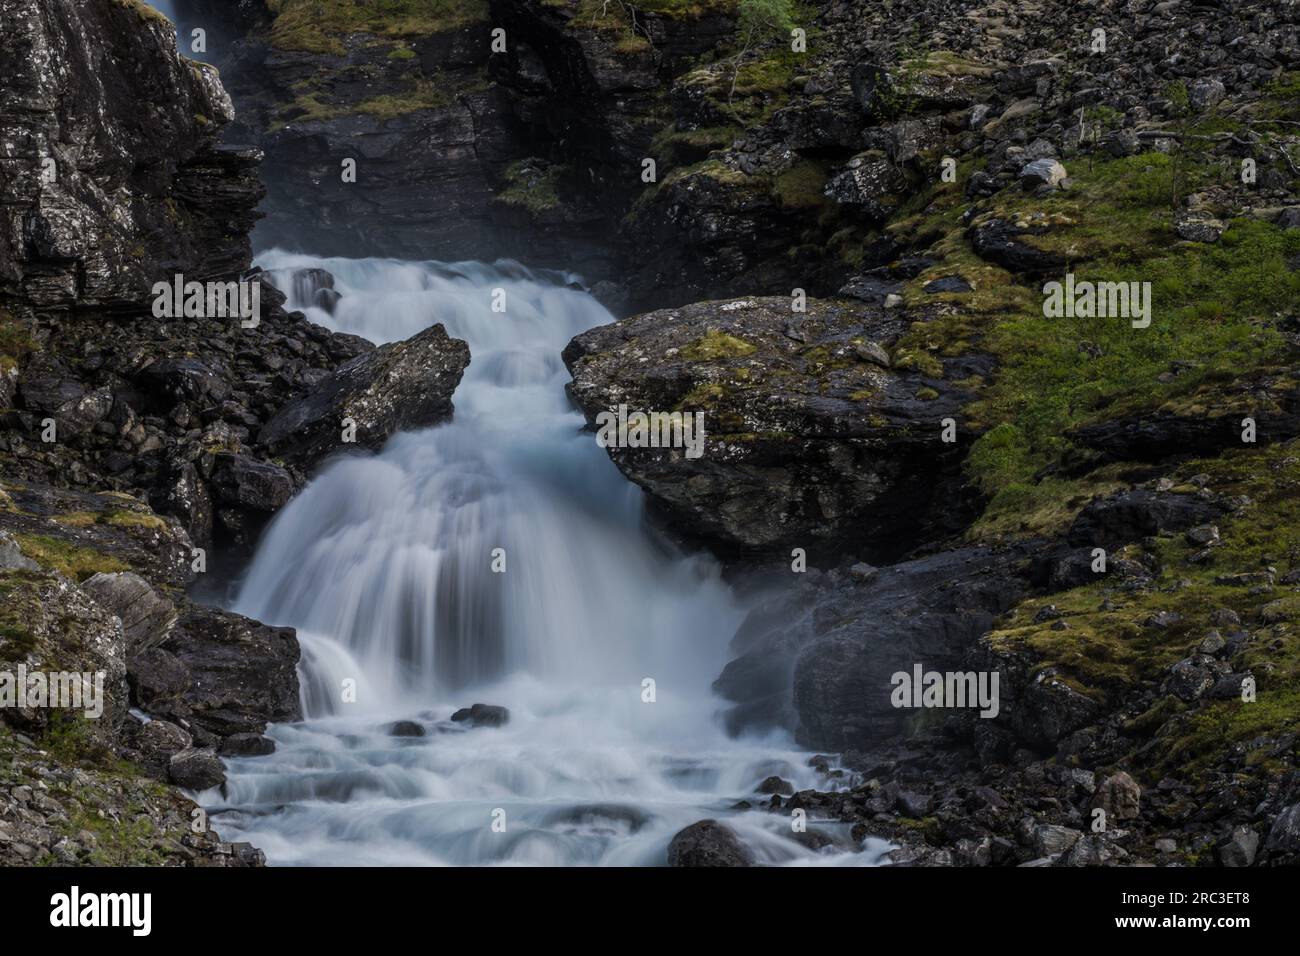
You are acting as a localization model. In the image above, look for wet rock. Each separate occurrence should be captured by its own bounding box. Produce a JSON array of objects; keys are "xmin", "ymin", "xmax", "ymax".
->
[
  {"xmin": 219, "ymin": 733, "xmax": 276, "ymax": 756},
  {"xmin": 156, "ymin": 606, "xmax": 301, "ymax": 743},
  {"xmin": 387, "ymin": 720, "xmax": 426, "ymax": 738},
  {"xmin": 259, "ymin": 322, "xmax": 470, "ymax": 470},
  {"xmin": 718, "ymin": 545, "xmax": 1031, "ymax": 748},
  {"xmin": 168, "ymin": 747, "xmax": 225, "ymax": 791},
  {"xmin": 756, "ymin": 776, "xmax": 794, "ymax": 796},
  {"xmin": 666, "ymin": 820, "xmax": 753, "ymax": 867},
  {"xmin": 450, "ymin": 703, "xmax": 510, "ymax": 728}
]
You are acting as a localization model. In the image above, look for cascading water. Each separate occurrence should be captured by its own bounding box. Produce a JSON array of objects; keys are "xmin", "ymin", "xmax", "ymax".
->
[{"xmin": 209, "ymin": 250, "xmax": 889, "ymax": 866}]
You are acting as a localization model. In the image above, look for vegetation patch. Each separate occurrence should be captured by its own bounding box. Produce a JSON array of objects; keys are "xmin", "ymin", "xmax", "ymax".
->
[
  {"xmin": 13, "ymin": 535, "xmax": 128, "ymax": 582},
  {"xmin": 265, "ymin": 0, "xmax": 489, "ymax": 55}
]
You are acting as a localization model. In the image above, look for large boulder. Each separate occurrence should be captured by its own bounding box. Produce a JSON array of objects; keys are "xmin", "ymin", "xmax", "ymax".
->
[
  {"xmin": 145, "ymin": 605, "xmax": 301, "ymax": 746},
  {"xmin": 666, "ymin": 820, "xmax": 753, "ymax": 867},
  {"xmin": 259, "ymin": 322, "xmax": 470, "ymax": 468},
  {"xmin": 716, "ymin": 545, "xmax": 1033, "ymax": 749},
  {"xmin": 564, "ymin": 296, "xmax": 980, "ymax": 561},
  {"xmin": 0, "ymin": 570, "xmax": 128, "ymax": 748}
]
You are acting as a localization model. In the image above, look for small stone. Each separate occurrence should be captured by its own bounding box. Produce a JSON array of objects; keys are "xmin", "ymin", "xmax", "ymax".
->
[
  {"xmin": 1019, "ymin": 158, "xmax": 1067, "ymax": 188},
  {"xmin": 1219, "ymin": 826, "xmax": 1259, "ymax": 867}
]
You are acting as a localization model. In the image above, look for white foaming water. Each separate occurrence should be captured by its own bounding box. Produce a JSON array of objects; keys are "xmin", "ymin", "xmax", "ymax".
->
[{"xmin": 209, "ymin": 250, "xmax": 887, "ymax": 866}]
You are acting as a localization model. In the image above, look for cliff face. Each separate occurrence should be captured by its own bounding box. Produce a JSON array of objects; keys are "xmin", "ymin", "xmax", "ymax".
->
[
  {"xmin": 0, "ymin": 0, "xmax": 262, "ymax": 309},
  {"xmin": 0, "ymin": 0, "xmax": 471, "ymax": 866}
]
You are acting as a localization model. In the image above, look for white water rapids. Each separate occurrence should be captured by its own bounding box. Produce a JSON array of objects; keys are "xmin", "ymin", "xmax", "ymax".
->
[{"xmin": 206, "ymin": 251, "xmax": 888, "ymax": 866}]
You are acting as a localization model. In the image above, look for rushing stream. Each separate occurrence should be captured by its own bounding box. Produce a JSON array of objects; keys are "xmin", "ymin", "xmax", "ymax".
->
[{"xmin": 205, "ymin": 251, "xmax": 887, "ymax": 866}]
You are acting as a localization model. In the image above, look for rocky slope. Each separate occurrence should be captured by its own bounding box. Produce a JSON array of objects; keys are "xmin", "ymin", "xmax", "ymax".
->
[
  {"xmin": 557, "ymin": 0, "xmax": 1300, "ymax": 865},
  {"xmin": 0, "ymin": 0, "xmax": 470, "ymax": 865}
]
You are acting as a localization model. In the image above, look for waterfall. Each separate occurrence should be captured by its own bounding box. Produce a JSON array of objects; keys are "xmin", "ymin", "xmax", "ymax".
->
[{"xmin": 209, "ymin": 251, "xmax": 888, "ymax": 866}]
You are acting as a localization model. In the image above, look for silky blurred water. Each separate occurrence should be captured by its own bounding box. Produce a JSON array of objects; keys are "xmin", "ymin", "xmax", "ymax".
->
[{"xmin": 205, "ymin": 251, "xmax": 887, "ymax": 866}]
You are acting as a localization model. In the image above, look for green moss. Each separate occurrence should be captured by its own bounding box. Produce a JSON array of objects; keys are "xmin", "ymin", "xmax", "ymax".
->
[
  {"xmin": 103, "ymin": 510, "xmax": 168, "ymax": 532},
  {"xmin": 111, "ymin": 0, "xmax": 172, "ymax": 25},
  {"xmin": 772, "ymin": 161, "xmax": 829, "ymax": 209},
  {"xmin": 0, "ymin": 308, "xmax": 37, "ymax": 371},
  {"xmin": 681, "ymin": 330, "xmax": 758, "ymax": 361},
  {"xmin": 265, "ymin": 0, "xmax": 489, "ymax": 55},
  {"xmin": 12, "ymin": 535, "xmax": 128, "ymax": 582},
  {"xmin": 495, "ymin": 160, "xmax": 564, "ymax": 216},
  {"xmin": 892, "ymin": 151, "xmax": 1298, "ymax": 531},
  {"xmin": 388, "ymin": 46, "xmax": 418, "ymax": 60}
]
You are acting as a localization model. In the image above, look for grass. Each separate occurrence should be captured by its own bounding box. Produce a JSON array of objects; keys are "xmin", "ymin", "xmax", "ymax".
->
[
  {"xmin": 886, "ymin": 150, "xmax": 1298, "ymax": 542},
  {"xmin": 495, "ymin": 160, "xmax": 564, "ymax": 216},
  {"xmin": 986, "ymin": 443, "xmax": 1300, "ymax": 785},
  {"xmin": 12, "ymin": 535, "xmax": 128, "ymax": 582},
  {"xmin": 265, "ymin": 0, "xmax": 489, "ymax": 55},
  {"xmin": 0, "ymin": 308, "xmax": 36, "ymax": 376}
]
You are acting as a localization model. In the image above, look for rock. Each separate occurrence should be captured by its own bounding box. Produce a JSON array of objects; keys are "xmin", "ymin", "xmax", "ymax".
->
[
  {"xmin": 666, "ymin": 820, "xmax": 753, "ymax": 867},
  {"xmin": 259, "ymin": 322, "xmax": 470, "ymax": 469},
  {"xmin": 1061, "ymin": 834, "xmax": 1127, "ymax": 866},
  {"xmin": 156, "ymin": 606, "xmax": 301, "ymax": 742},
  {"xmin": 923, "ymin": 275, "xmax": 973, "ymax": 294},
  {"xmin": 1033, "ymin": 824, "xmax": 1083, "ymax": 857},
  {"xmin": 0, "ymin": 531, "xmax": 38, "ymax": 571},
  {"xmin": 1094, "ymin": 772, "xmax": 1141, "ymax": 822},
  {"xmin": 126, "ymin": 717, "xmax": 192, "ymax": 780},
  {"xmin": 1167, "ymin": 658, "xmax": 1218, "ymax": 701},
  {"xmin": 717, "ymin": 545, "xmax": 1031, "ymax": 747},
  {"xmin": 127, "ymin": 647, "xmax": 192, "ymax": 709},
  {"xmin": 1219, "ymin": 826, "xmax": 1259, "ymax": 867},
  {"xmin": 219, "ymin": 733, "xmax": 276, "ymax": 756},
  {"xmin": 80, "ymin": 572, "xmax": 177, "ymax": 653},
  {"xmin": 823, "ymin": 154, "xmax": 909, "ymax": 220},
  {"xmin": 1175, "ymin": 214, "xmax": 1226, "ymax": 243},
  {"xmin": 756, "ymin": 776, "xmax": 794, "ymax": 796},
  {"xmin": 168, "ymin": 747, "xmax": 226, "ymax": 791},
  {"xmin": 1019, "ymin": 159, "xmax": 1067, "ymax": 189},
  {"xmin": 450, "ymin": 703, "xmax": 510, "ymax": 728},
  {"xmin": 1067, "ymin": 489, "xmax": 1226, "ymax": 548},
  {"xmin": 564, "ymin": 296, "xmax": 978, "ymax": 560},
  {"xmin": 1189, "ymin": 77, "xmax": 1227, "ymax": 110},
  {"xmin": 969, "ymin": 219, "xmax": 1066, "ymax": 276},
  {"xmin": 387, "ymin": 720, "xmax": 426, "ymax": 738},
  {"xmin": 1265, "ymin": 803, "xmax": 1300, "ymax": 855},
  {"xmin": 0, "ymin": 570, "xmax": 128, "ymax": 747},
  {"xmin": 210, "ymin": 454, "xmax": 295, "ymax": 514}
]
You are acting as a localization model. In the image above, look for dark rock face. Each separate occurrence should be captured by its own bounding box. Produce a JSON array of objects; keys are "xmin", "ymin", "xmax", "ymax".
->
[
  {"xmin": 80, "ymin": 571, "xmax": 178, "ymax": 653},
  {"xmin": 666, "ymin": 820, "xmax": 752, "ymax": 867},
  {"xmin": 968, "ymin": 219, "xmax": 1066, "ymax": 277},
  {"xmin": 564, "ymin": 296, "xmax": 980, "ymax": 562},
  {"xmin": 258, "ymin": 321, "xmax": 470, "ymax": 466},
  {"xmin": 715, "ymin": 546, "xmax": 1033, "ymax": 750},
  {"xmin": 0, "ymin": 0, "xmax": 262, "ymax": 308},
  {"xmin": 143, "ymin": 605, "xmax": 301, "ymax": 746},
  {"xmin": 1066, "ymin": 489, "xmax": 1228, "ymax": 550}
]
